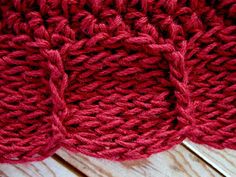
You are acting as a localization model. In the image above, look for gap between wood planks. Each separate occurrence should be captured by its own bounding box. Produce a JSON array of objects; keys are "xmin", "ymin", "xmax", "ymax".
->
[
  {"xmin": 183, "ymin": 140, "xmax": 236, "ymax": 177},
  {"xmin": 52, "ymin": 154, "xmax": 87, "ymax": 177},
  {"xmin": 52, "ymin": 142, "xmax": 225, "ymax": 177},
  {"xmin": 181, "ymin": 143, "xmax": 225, "ymax": 177}
]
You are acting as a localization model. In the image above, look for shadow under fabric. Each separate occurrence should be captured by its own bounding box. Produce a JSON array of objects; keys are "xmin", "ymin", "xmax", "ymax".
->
[{"xmin": 0, "ymin": 0, "xmax": 235, "ymax": 163}]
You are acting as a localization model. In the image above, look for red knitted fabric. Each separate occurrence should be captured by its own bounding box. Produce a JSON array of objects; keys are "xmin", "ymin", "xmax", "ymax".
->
[{"xmin": 0, "ymin": 0, "xmax": 235, "ymax": 163}]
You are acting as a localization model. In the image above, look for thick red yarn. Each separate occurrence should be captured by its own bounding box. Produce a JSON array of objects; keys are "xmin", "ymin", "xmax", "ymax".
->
[{"xmin": 0, "ymin": 0, "xmax": 235, "ymax": 163}]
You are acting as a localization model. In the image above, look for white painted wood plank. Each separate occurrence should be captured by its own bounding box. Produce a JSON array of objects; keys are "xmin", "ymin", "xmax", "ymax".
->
[
  {"xmin": 183, "ymin": 140, "xmax": 236, "ymax": 177},
  {"xmin": 0, "ymin": 157, "xmax": 79, "ymax": 177},
  {"xmin": 56, "ymin": 145, "xmax": 221, "ymax": 177}
]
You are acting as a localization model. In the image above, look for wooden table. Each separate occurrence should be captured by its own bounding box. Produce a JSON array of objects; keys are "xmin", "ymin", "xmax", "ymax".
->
[{"xmin": 1, "ymin": 140, "xmax": 235, "ymax": 177}]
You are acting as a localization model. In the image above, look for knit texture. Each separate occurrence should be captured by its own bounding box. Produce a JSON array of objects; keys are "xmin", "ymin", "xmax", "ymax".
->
[{"xmin": 0, "ymin": 0, "xmax": 235, "ymax": 163}]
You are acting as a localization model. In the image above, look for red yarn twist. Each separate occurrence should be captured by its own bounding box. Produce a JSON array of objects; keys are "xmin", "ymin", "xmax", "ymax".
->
[{"xmin": 0, "ymin": 0, "xmax": 235, "ymax": 163}]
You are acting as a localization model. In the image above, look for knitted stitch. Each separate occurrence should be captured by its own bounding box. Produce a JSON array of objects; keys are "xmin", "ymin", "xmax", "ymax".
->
[{"xmin": 0, "ymin": 0, "xmax": 235, "ymax": 163}]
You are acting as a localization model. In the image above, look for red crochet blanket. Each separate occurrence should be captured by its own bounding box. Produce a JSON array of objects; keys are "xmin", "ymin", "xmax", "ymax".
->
[{"xmin": 0, "ymin": 0, "xmax": 235, "ymax": 163}]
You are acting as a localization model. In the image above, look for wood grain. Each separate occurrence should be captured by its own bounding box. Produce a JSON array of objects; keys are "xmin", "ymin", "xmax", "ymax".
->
[
  {"xmin": 0, "ymin": 157, "xmax": 80, "ymax": 177},
  {"xmin": 56, "ymin": 145, "xmax": 221, "ymax": 177},
  {"xmin": 183, "ymin": 140, "xmax": 236, "ymax": 177}
]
